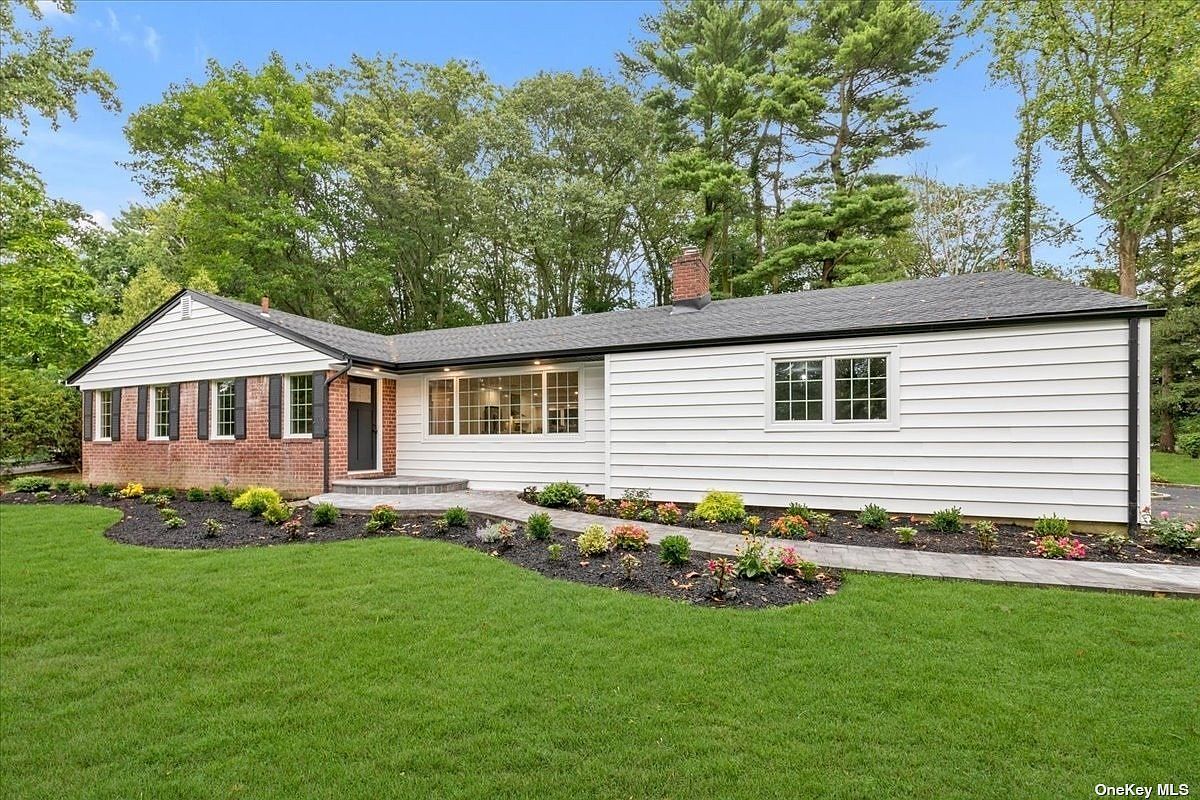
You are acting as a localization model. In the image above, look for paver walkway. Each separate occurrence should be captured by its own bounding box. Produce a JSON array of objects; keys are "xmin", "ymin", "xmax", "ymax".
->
[{"xmin": 310, "ymin": 490, "xmax": 1200, "ymax": 596}]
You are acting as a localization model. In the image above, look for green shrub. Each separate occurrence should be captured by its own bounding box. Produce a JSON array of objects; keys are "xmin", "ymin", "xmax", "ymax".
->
[
  {"xmin": 547, "ymin": 543, "xmax": 564, "ymax": 561},
  {"xmin": 156, "ymin": 487, "xmax": 176, "ymax": 500},
  {"xmin": 443, "ymin": 506, "xmax": 470, "ymax": 528},
  {"xmin": 476, "ymin": 521, "xmax": 515, "ymax": 545},
  {"xmin": 525, "ymin": 512, "xmax": 553, "ymax": 540},
  {"xmin": 232, "ymin": 486, "xmax": 284, "ymax": 517},
  {"xmin": 895, "ymin": 526, "xmax": 917, "ymax": 545},
  {"xmin": 787, "ymin": 502, "xmax": 812, "ymax": 519},
  {"xmin": 537, "ymin": 481, "xmax": 584, "ymax": 508},
  {"xmin": 0, "ymin": 365, "xmax": 81, "ymax": 468},
  {"xmin": 67, "ymin": 481, "xmax": 87, "ymax": 494},
  {"xmin": 53, "ymin": 479, "xmax": 71, "ymax": 492},
  {"xmin": 974, "ymin": 520, "xmax": 998, "ymax": 552},
  {"xmin": 163, "ymin": 516, "xmax": 186, "ymax": 529},
  {"xmin": 202, "ymin": 518, "xmax": 224, "ymax": 538},
  {"xmin": 610, "ymin": 523, "xmax": 649, "ymax": 551},
  {"xmin": 620, "ymin": 553, "xmax": 641, "ymax": 581},
  {"xmin": 733, "ymin": 535, "xmax": 773, "ymax": 579},
  {"xmin": 96, "ymin": 482, "xmax": 116, "ymax": 496},
  {"xmin": 159, "ymin": 507, "xmax": 180, "ymax": 522},
  {"xmin": 575, "ymin": 524, "xmax": 610, "ymax": 556},
  {"xmin": 209, "ymin": 485, "xmax": 233, "ymax": 503},
  {"xmin": 8, "ymin": 475, "xmax": 52, "ymax": 493},
  {"xmin": 118, "ymin": 482, "xmax": 145, "ymax": 499},
  {"xmin": 34, "ymin": 490, "xmax": 51, "ymax": 502},
  {"xmin": 694, "ymin": 490, "xmax": 746, "ymax": 523},
  {"xmin": 1178, "ymin": 432, "xmax": 1200, "ymax": 459},
  {"xmin": 858, "ymin": 503, "xmax": 889, "ymax": 529},
  {"xmin": 365, "ymin": 504, "xmax": 400, "ymax": 534},
  {"xmin": 807, "ymin": 512, "xmax": 833, "ymax": 535},
  {"xmin": 152, "ymin": 494, "xmax": 173, "ymax": 509},
  {"xmin": 1150, "ymin": 516, "xmax": 1198, "ymax": 551},
  {"xmin": 69, "ymin": 489, "xmax": 88, "ymax": 503},
  {"xmin": 928, "ymin": 506, "xmax": 963, "ymax": 533},
  {"xmin": 658, "ymin": 534, "xmax": 691, "ymax": 566},
  {"xmin": 1033, "ymin": 514, "xmax": 1071, "ymax": 538},
  {"xmin": 185, "ymin": 487, "xmax": 207, "ymax": 502},
  {"xmin": 798, "ymin": 561, "xmax": 820, "ymax": 582},
  {"xmin": 311, "ymin": 502, "xmax": 340, "ymax": 526},
  {"xmin": 1100, "ymin": 529, "xmax": 1129, "ymax": 553},
  {"xmin": 262, "ymin": 501, "xmax": 292, "ymax": 525}
]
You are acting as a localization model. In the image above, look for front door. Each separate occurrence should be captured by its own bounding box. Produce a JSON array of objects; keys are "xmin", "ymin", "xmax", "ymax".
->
[{"xmin": 347, "ymin": 377, "xmax": 377, "ymax": 472}]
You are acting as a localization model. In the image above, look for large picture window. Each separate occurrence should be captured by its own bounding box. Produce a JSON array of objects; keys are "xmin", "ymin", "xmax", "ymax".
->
[
  {"xmin": 287, "ymin": 374, "xmax": 313, "ymax": 435},
  {"xmin": 152, "ymin": 385, "xmax": 170, "ymax": 439},
  {"xmin": 429, "ymin": 370, "xmax": 579, "ymax": 436},
  {"xmin": 214, "ymin": 380, "xmax": 236, "ymax": 438},
  {"xmin": 96, "ymin": 389, "xmax": 113, "ymax": 440},
  {"xmin": 771, "ymin": 353, "xmax": 890, "ymax": 425}
]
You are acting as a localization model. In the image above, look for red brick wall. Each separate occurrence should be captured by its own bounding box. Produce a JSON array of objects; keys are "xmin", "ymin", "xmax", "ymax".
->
[
  {"xmin": 82, "ymin": 374, "xmax": 397, "ymax": 498},
  {"xmin": 671, "ymin": 247, "xmax": 710, "ymax": 302}
]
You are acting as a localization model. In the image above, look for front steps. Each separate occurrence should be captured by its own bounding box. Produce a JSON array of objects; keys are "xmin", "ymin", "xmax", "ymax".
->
[{"xmin": 330, "ymin": 475, "xmax": 469, "ymax": 495}]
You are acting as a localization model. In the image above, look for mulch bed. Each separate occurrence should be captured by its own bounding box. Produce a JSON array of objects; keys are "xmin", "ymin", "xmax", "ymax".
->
[
  {"xmin": 0, "ymin": 491, "xmax": 838, "ymax": 608},
  {"xmin": 525, "ymin": 496, "xmax": 1200, "ymax": 567}
]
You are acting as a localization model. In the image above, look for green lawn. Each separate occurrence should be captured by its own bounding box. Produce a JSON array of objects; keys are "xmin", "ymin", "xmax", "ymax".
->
[
  {"xmin": 1152, "ymin": 450, "xmax": 1200, "ymax": 486},
  {"xmin": 2, "ymin": 506, "xmax": 1197, "ymax": 799}
]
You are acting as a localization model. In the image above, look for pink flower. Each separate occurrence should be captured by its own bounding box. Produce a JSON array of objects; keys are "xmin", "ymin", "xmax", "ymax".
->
[{"xmin": 1160, "ymin": 511, "xmax": 1171, "ymax": 520}]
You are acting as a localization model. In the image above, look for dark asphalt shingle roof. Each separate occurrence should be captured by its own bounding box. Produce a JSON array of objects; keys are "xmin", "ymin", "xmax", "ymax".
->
[{"xmin": 192, "ymin": 271, "xmax": 1154, "ymax": 370}]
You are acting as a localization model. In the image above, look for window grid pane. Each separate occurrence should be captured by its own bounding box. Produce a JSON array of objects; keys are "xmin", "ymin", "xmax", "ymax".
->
[
  {"xmin": 216, "ymin": 381, "xmax": 236, "ymax": 437},
  {"xmin": 834, "ymin": 356, "xmax": 888, "ymax": 420},
  {"xmin": 428, "ymin": 379, "xmax": 455, "ymax": 435},
  {"xmin": 773, "ymin": 359, "xmax": 823, "ymax": 422},
  {"xmin": 153, "ymin": 386, "xmax": 170, "ymax": 438},
  {"xmin": 546, "ymin": 371, "xmax": 579, "ymax": 434},
  {"xmin": 288, "ymin": 375, "xmax": 313, "ymax": 435},
  {"xmin": 98, "ymin": 390, "xmax": 112, "ymax": 439},
  {"xmin": 457, "ymin": 373, "xmax": 544, "ymax": 435}
]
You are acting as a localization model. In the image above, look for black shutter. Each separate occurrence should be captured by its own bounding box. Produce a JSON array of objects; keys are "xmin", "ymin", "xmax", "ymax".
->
[
  {"xmin": 311, "ymin": 371, "xmax": 327, "ymax": 439},
  {"xmin": 136, "ymin": 386, "xmax": 148, "ymax": 440},
  {"xmin": 196, "ymin": 381, "xmax": 209, "ymax": 440},
  {"xmin": 168, "ymin": 383, "xmax": 180, "ymax": 440},
  {"xmin": 234, "ymin": 377, "xmax": 247, "ymax": 439},
  {"xmin": 110, "ymin": 388, "xmax": 122, "ymax": 442},
  {"xmin": 268, "ymin": 375, "xmax": 283, "ymax": 439},
  {"xmin": 82, "ymin": 390, "xmax": 93, "ymax": 442}
]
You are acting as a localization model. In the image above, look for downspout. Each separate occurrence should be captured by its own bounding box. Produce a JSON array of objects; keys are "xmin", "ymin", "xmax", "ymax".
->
[
  {"xmin": 324, "ymin": 358, "xmax": 353, "ymax": 493},
  {"xmin": 1127, "ymin": 320, "xmax": 1139, "ymax": 534}
]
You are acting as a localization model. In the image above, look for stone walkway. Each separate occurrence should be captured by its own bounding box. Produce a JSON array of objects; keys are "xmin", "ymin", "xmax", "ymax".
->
[{"xmin": 309, "ymin": 490, "xmax": 1200, "ymax": 597}]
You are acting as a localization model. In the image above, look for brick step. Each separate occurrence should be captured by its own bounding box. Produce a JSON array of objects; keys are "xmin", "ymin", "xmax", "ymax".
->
[{"xmin": 329, "ymin": 476, "xmax": 469, "ymax": 495}]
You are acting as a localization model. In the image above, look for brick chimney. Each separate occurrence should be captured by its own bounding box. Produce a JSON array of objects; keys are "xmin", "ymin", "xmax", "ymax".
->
[
  {"xmin": 260, "ymin": 296, "xmax": 270, "ymax": 316},
  {"xmin": 670, "ymin": 246, "xmax": 711, "ymax": 313}
]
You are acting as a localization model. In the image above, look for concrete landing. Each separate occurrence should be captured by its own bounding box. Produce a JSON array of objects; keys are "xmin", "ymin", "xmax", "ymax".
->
[{"xmin": 329, "ymin": 475, "xmax": 469, "ymax": 495}]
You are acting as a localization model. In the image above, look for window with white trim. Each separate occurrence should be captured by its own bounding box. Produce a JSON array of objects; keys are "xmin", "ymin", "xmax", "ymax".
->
[
  {"xmin": 96, "ymin": 389, "xmax": 113, "ymax": 440},
  {"xmin": 771, "ymin": 353, "xmax": 890, "ymax": 424},
  {"xmin": 428, "ymin": 370, "xmax": 580, "ymax": 436},
  {"xmin": 213, "ymin": 380, "xmax": 236, "ymax": 438},
  {"xmin": 151, "ymin": 385, "xmax": 170, "ymax": 439},
  {"xmin": 287, "ymin": 374, "xmax": 313, "ymax": 435}
]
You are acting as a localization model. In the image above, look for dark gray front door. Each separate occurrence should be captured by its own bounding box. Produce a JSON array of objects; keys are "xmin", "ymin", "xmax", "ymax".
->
[{"xmin": 348, "ymin": 378, "xmax": 376, "ymax": 472}]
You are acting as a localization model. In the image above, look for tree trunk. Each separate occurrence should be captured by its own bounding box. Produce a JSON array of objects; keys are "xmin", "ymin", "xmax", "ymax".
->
[
  {"xmin": 1159, "ymin": 363, "xmax": 1175, "ymax": 452},
  {"xmin": 1116, "ymin": 217, "xmax": 1138, "ymax": 297}
]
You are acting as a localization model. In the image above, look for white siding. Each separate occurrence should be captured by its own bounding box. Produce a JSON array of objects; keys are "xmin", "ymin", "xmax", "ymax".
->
[
  {"xmin": 73, "ymin": 298, "xmax": 337, "ymax": 389},
  {"xmin": 607, "ymin": 320, "xmax": 1136, "ymax": 523},
  {"xmin": 393, "ymin": 361, "xmax": 606, "ymax": 492}
]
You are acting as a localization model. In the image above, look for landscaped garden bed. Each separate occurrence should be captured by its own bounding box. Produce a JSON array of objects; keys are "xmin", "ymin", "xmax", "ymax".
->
[
  {"xmin": 522, "ymin": 483, "xmax": 1200, "ymax": 566},
  {"xmin": 0, "ymin": 480, "xmax": 839, "ymax": 608}
]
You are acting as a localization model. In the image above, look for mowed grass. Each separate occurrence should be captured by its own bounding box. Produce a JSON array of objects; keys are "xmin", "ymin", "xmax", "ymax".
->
[
  {"xmin": 2, "ymin": 506, "xmax": 1197, "ymax": 799},
  {"xmin": 1152, "ymin": 450, "xmax": 1200, "ymax": 486}
]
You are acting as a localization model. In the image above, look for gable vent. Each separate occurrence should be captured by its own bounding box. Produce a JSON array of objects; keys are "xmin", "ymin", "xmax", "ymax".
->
[{"xmin": 180, "ymin": 295, "xmax": 192, "ymax": 319}]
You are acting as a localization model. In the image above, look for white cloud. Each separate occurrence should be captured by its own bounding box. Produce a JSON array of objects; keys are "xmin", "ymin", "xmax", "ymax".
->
[
  {"xmin": 143, "ymin": 26, "xmax": 161, "ymax": 61},
  {"xmin": 88, "ymin": 209, "xmax": 114, "ymax": 231},
  {"xmin": 34, "ymin": 1, "xmax": 69, "ymax": 19}
]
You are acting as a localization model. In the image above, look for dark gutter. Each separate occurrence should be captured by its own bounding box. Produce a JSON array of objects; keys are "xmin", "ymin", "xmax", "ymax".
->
[
  {"xmin": 1127, "ymin": 319, "xmax": 1140, "ymax": 534},
  {"xmin": 324, "ymin": 360, "xmax": 354, "ymax": 493},
  {"xmin": 378, "ymin": 305, "xmax": 1166, "ymax": 374}
]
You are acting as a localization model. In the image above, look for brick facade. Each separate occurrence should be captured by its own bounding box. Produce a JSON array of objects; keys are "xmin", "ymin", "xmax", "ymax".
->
[
  {"xmin": 670, "ymin": 246, "xmax": 711, "ymax": 303},
  {"xmin": 82, "ymin": 373, "xmax": 396, "ymax": 498}
]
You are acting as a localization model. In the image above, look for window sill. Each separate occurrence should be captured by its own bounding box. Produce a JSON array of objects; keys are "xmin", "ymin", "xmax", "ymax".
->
[
  {"xmin": 283, "ymin": 434, "xmax": 313, "ymax": 441},
  {"xmin": 765, "ymin": 419, "xmax": 900, "ymax": 433}
]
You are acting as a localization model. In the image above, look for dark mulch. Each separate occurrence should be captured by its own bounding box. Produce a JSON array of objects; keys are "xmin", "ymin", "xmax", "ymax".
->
[
  {"xmin": 0, "ymin": 492, "xmax": 838, "ymax": 608},
  {"xmin": 524, "ymin": 496, "xmax": 1200, "ymax": 567}
]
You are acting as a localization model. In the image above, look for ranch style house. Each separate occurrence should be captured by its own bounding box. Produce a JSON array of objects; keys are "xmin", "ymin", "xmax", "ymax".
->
[{"xmin": 67, "ymin": 249, "xmax": 1163, "ymax": 529}]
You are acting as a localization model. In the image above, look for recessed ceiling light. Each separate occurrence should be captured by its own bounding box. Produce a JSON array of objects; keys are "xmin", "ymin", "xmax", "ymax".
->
[{"xmin": 534, "ymin": 360, "xmax": 541, "ymax": 365}]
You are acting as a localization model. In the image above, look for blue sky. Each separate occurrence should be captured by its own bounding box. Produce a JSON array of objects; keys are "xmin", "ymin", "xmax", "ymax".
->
[{"xmin": 20, "ymin": 0, "xmax": 1098, "ymax": 268}]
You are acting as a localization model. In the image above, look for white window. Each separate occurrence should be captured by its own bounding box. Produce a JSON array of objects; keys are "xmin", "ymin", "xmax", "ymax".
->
[
  {"xmin": 213, "ymin": 380, "xmax": 236, "ymax": 438},
  {"xmin": 151, "ymin": 386, "xmax": 170, "ymax": 439},
  {"xmin": 771, "ymin": 353, "xmax": 892, "ymax": 425},
  {"xmin": 428, "ymin": 370, "xmax": 580, "ymax": 436},
  {"xmin": 287, "ymin": 374, "xmax": 313, "ymax": 436},
  {"xmin": 96, "ymin": 389, "xmax": 113, "ymax": 440}
]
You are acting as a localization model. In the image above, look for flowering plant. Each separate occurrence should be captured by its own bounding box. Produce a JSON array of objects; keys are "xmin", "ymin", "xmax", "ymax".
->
[
  {"xmin": 616, "ymin": 500, "xmax": 641, "ymax": 520},
  {"xmin": 584, "ymin": 496, "xmax": 602, "ymax": 515},
  {"xmin": 1033, "ymin": 535, "xmax": 1087, "ymax": 560},
  {"xmin": 610, "ymin": 524, "xmax": 650, "ymax": 551},
  {"xmin": 282, "ymin": 515, "xmax": 304, "ymax": 540},
  {"xmin": 1150, "ymin": 514, "xmax": 1199, "ymax": 551},
  {"xmin": 118, "ymin": 482, "xmax": 145, "ymax": 499},
  {"xmin": 655, "ymin": 502, "xmax": 682, "ymax": 524},
  {"xmin": 770, "ymin": 514, "xmax": 811, "ymax": 539},
  {"xmin": 705, "ymin": 557, "xmax": 736, "ymax": 596}
]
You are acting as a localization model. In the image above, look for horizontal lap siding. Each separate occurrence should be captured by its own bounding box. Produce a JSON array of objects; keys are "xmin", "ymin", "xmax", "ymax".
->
[
  {"xmin": 393, "ymin": 362, "xmax": 606, "ymax": 492},
  {"xmin": 75, "ymin": 300, "xmax": 335, "ymax": 389},
  {"xmin": 607, "ymin": 320, "xmax": 1130, "ymax": 523}
]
